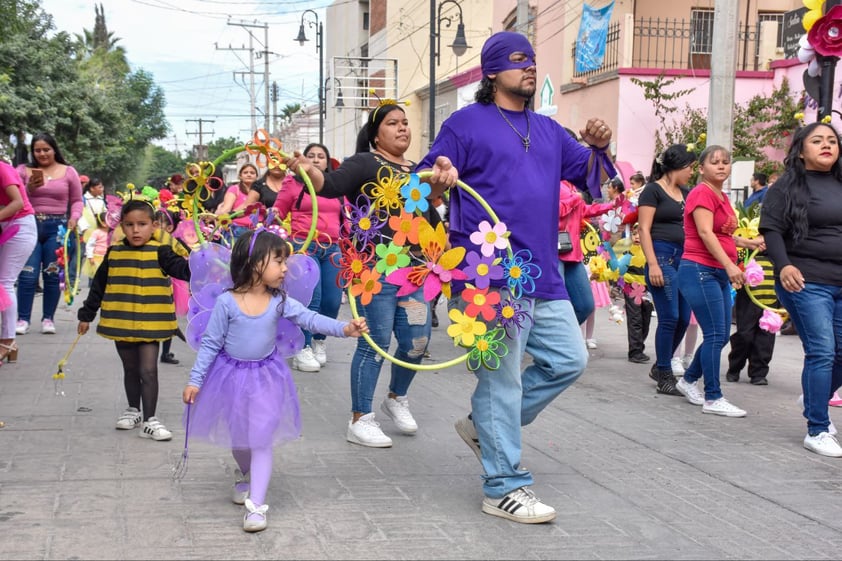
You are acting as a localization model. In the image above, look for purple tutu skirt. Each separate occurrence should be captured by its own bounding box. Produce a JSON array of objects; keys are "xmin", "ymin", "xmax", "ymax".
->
[{"xmin": 184, "ymin": 349, "xmax": 301, "ymax": 449}]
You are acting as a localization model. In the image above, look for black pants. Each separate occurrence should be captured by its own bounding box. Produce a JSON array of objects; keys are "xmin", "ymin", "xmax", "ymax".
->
[
  {"xmin": 727, "ymin": 288, "xmax": 776, "ymax": 380},
  {"xmin": 115, "ymin": 341, "xmax": 160, "ymax": 421},
  {"xmin": 625, "ymin": 294, "xmax": 653, "ymax": 357}
]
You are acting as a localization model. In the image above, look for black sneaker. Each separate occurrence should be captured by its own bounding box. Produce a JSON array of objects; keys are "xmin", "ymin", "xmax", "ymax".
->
[
  {"xmin": 750, "ymin": 377, "xmax": 768, "ymax": 386},
  {"xmin": 628, "ymin": 353, "xmax": 650, "ymax": 364},
  {"xmin": 161, "ymin": 353, "xmax": 179, "ymax": 365},
  {"xmin": 726, "ymin": 371, "xmax": 740, "ymax": 382},
  {"xmin": 651, "ymin": 366, "xmax": 681, "ymax": 396}
]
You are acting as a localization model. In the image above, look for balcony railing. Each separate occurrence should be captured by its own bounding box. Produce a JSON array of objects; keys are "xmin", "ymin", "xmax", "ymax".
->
[{"xmin": 572, "ymin": 17, "xmax": 765, "ymax": 79}]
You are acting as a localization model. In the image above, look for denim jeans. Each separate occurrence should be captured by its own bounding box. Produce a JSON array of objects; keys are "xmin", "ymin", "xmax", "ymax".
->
[
  {"xmin": 17, "ymin": 216, "xmax": 65, "ymax": 323},
  {"xmin": 677, "ymin": 261, "xmax": 732, "ymax": 401},
  {"xmin": 645, "ymin": 240, "xmax": 691, "ymax": 370},
  {"xmin": 294, "ymin": 241, "xmax": 342, "ymax": 346},
  {"xmin": 560, "ymin": 260, "xmax": 593, "ymax": 325},
  {"xmin": 777, "ymin": 282, "xmax": 842, "ymax": 435},
  {"xmin": 450, "ymin": 295, "xmax": 587, "ymax": 498},
  {"xmin": 350, "ymin": 282, "xmax": 430, "ymax": 414}
]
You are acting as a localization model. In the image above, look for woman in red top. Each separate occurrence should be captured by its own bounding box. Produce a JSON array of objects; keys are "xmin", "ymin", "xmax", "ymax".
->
[{"xmin": 674, "ymin": 145, "xmax": 763, "ymax": 417}]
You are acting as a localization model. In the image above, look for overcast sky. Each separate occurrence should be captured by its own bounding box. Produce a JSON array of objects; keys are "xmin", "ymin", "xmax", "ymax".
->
[{"xmin": 40, "ymin": 0, "xmax": 329, "ymax": 153}]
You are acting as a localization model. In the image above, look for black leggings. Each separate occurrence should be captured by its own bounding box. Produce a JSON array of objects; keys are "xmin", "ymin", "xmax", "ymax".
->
[{"xmin": 115, "ymin": 341, "xmax": 161, "ymax": 421}]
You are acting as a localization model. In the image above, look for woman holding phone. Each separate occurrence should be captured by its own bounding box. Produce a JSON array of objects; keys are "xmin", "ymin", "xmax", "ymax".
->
[{"xmin": 15, "ymin": 133, "xmax": 83, "ymax": 335}]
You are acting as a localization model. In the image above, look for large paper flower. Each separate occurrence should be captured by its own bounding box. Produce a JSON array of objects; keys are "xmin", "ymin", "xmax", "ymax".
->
[
  {"xmin": 347, "ymin": 197, "xmax": 387, "ymax": 246},
  {"xmin": 374, "ymin": 242, "xmax": 410, "ymax": 276},
  {"xmin": 758, "ymin": 309, "xmax": 783, "ymax": 333},
  {"xmin": 469, "ymin": 220, "xmax": 510, "ymax": 257},
  {"xmin": 388, "ymin": 211, "xmax": 423, "ymax": 246},
  {"xmin": 502, "ymin": 249, "xmax": 540, "ymax": 299},
  {"xmin": 625, "ymin": 282, "xmax": 646, "ymax": 305},
  {"xmin": 385, "ymin": 221, "xmax": 467, "ymax": 300},
  {"xmin": 808, "ymin": 5, "xmax": 842, "ymax": 56},
  {"xmin": 367, "ymin": 166, "xmax": 407, "ymax": 211},
  {"xmin": 350, "ymin": 268, "xmax": 383, "ymax": 306},
  {"xmin": 400, "ymin": 174, "xmax": 431, "ymax": 214},
  {"xmin": 493, "ymin": 295, "xmax": 533, "ymax": 337},
  {"xmin": 335, "ymin": 238, "xmax": 376, "ymax": 288},
  {"xmin": 461, "ymin": 286, "xmax": 501, "ymax": 322},
  {"xmin": 462, "ymin": 251, "xmax": 504, "ymax": 290},
  {"xmin": 600, "ymin": 209, "xmax": 622, "ymax": 234},
  {"xmin": 466, "ymin": 328, "xmax": 509, "ymax": 371},
  {"xmin": 744, "ymin": 259, "xmax": 764, "ymax": 287},
  {"xmin": 447, "ymin": 308, "xmax": 487, "ymax": 347}
]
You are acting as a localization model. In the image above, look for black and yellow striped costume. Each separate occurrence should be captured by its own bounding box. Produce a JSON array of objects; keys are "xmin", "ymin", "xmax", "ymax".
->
[{"xmin": 77, "ymin": 240, "xmax": 191, "ymax": 342}]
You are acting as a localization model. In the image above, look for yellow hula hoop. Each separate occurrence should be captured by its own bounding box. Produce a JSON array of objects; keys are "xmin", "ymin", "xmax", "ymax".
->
[
  {"xmin": 62, "ymin": 228, "xmax": 81, "ymax": 305},
  {"xmin": 346, "ymin": 172, "xmax": 509, "ymax": 371},
  {"xmin": 743, "ymin": 248, "xmax": 788, "ymax": 316}
]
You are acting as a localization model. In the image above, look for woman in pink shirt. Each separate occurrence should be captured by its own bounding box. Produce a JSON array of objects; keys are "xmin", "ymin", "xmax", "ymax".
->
[
  {"xmin": 0, "ymin": 160, "xmax": 37, "ymax": 362},
  {"xmin": 274, "ymin": 143, "xmax": 344, "ymax": 373},
  {"xmin": 15, "ymin": 133, "xmax": 83, "ymax": 335},
  {"xmin": 675, "ymin": 145, "xmax": 763, "ymax": 418},
  {"xmin": 216, "ymin": 163, "xmax": 260, "ymax": 239}
]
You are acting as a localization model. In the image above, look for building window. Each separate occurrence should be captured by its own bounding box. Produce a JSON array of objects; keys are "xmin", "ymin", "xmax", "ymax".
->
[
  {"xmin": 690, "ymin": 8, "xmax": 714, "ymax": 54},
  {"xmin": 758, "ymin": 11, "xmax": 784, "ymax": 49},
  {"xmin": 363, "ymin": 12, "xmax": 369, "ymax": 31}
]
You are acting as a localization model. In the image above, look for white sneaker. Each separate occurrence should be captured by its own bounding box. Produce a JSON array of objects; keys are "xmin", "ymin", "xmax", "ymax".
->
[
  {"xmin": 346, "ymin": 413, "xmax": 393, "ymax": 447},
  {"xmin": 232, "ymin": 468, "xmax": 249, "ymax": 505},
  {"xmin": 804, "ymin": 432, "xmax": 842, "ymax": 457},
  {"xmin": 671, "ymin": 357, "xmax": 685, "ymax": 376},
  {"xmin": 702, "ymin": 398, "xmax": 747, "ymax": 417},
  {"xmin": 115, "ymin": 407, "xmax": 142, "ymax": 430},
  {"xmin": 292, "ymin": 346, "xmax": 321, "ymax": 372},
  {"xmin": 139, "ymin": 417, "xmax": 173, "ymax": 441},
  {"xmin": 676, "ymin": 378, "xmax": 705, "ymax": 406},
  {"xmin": 585, "ymin": 339, "xmax": 598, "ymax": 349},
  {"xmin": 41, "ymin": 319, "xmax": 56, "ymax": 334},
  {"xmin": 482, "ymin": 487, "xmax": 556, "ymax": 524},
  {"xmin": 380, "ymin": 395, "xmax": 418, "ymax": 434},
  {"xmin": 454, "ymin": 416, "xmax": 481, "ymax": 462},
  {"xmin": 15, "ymin": 320, "xmax": 29, "ymax": 335},
  {"xmin": 681, "ymin": 354, "xmax": 694, "ymax": 370},
  {"xmin": 311, "ymin": 339, "xmax": 327, "ymax": 366}
]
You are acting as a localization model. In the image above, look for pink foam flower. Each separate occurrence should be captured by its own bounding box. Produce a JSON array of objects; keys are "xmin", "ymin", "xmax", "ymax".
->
[
  {"xmin": 469, "ymin": 220, "xmax": 509, "ymax": 257},
  {"xmin": 744, "ymin": 259, "xmax": 764, "ymax": 287},
  {"xmin": 758, "ymin": 309, "xmax": 783, "ymax": 333}
]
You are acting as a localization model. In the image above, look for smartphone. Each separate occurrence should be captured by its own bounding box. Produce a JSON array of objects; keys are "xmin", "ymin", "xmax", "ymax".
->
[{"xmin": 30, "ymin": 168, "xmax": 44, "ymax": 183}]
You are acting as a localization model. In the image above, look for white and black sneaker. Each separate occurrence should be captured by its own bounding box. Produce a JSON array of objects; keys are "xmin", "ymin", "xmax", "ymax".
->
[
  {"xmin": 139, "ymin": 417, "xmax": 173, "ymax": 441},
  {"xmin": 454, "ymin": 416, "xmax": 481, "ymax": 462},
  {"xmin": 115, "ymin": 407, "xmax": 142, "ymax": 430},
  {"xmin": 482, "ymin": 486, "xmax": 556, "ymax": 524}
]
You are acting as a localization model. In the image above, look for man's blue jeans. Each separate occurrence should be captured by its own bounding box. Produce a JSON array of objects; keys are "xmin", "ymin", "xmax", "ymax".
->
[
  {"xmin": 645, "ymin": 240, "xmax": 691, "ymax": 370},
  {"xmin": 17, "ymin": 217, "xmax": 64, "ymax": 323},
  {"xmin": 294, "ymin": 241, "xmax": 342, "ymax": 346},
  {"xmin": 777, "ymin": 282, "xmax": 842, "ymax": 435},
  {"xmin": 350, "ymin": 282, "xmax": 430, "ymax": 414},
  {"xmin": 560, "ymin": 260, "xmax": 593, "ymax": 325},
  {"xmin": 677, "ymin": 261, "xmax": 732, "ymax": 401},
  {"xmin": 451, "ymin": 296, "xmax": 587, "ymax": 498}
]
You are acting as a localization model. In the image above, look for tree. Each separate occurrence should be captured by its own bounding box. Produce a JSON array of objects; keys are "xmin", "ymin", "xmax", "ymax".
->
[
  {"xmin": 280, "ymin": 103, "xmax": 302, "ymax": 123},
  {"xmin": 206, "ymin": 136, "xmax": 245, "ymax": 162}
]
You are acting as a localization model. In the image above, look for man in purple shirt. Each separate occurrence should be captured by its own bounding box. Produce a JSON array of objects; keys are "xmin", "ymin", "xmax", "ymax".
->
[{"xmin": 419, "ymin": 31, "xmax": 613, "ymax": 524}]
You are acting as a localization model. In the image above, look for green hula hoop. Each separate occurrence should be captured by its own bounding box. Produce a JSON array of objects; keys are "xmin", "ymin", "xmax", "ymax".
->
[
  {"xmin": 743, "ymin": 248, "xmax": 788, "ymax": 315},
  {"xmin": 62, "ymin": 228, "xmax": 81, "ymax": 305},
  {"xmin": 346, "ymin": 172, "xmax": 509, "ymax": 372}
]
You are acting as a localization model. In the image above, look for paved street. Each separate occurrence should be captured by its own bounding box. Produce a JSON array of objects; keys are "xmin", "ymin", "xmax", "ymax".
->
[{"xmin": 3, "ymin": 296, "xmax": 842, "ymax": 560}]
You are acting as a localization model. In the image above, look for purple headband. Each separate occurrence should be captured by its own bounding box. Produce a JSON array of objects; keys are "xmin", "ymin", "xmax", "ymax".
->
[
  {"xmin": 481, "ymin": 32, "xmax": 536, "ymax": 76},
  {"xmin": 248, "ymin": 224, "xmax": 289, "ymax": 257}
]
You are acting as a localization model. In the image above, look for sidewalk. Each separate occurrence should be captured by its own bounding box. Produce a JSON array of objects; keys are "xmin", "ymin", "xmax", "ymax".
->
[{"xmin": 2, "ymin": 297, "xmax": 842, "ymax": 560}]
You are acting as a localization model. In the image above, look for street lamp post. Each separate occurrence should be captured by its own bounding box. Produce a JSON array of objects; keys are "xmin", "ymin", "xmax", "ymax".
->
[
  {"xmin": 429, "ymin": 0, "xmax": 469, "ymax": 147},
  {"xmin": 295, "ymin": 9, "xmax": 324, "ymax": 144}
]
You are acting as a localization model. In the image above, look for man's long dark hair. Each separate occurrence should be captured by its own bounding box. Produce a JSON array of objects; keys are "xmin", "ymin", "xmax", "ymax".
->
[
  {"xmin": 475, "ymin": 76, "xmax": 495, "ymax": 105},
  {"xmin": 778, "ymin": 122, "xmax": 842, "ymax": 243}
]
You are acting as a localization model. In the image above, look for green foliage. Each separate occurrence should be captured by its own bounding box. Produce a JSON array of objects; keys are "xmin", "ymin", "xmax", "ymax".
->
[
  {"xmin": 629, "ymin": 74, "xmax": 695, "ymax": 154},
  {"xmin": 206, "ymin": 136, "xmax": 245, "ymax": 162}
]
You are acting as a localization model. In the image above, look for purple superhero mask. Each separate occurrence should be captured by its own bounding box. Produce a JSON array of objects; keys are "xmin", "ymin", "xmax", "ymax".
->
[{"xmin": 481, "ymin": 32, "xmax": 536, "ymax": 76}]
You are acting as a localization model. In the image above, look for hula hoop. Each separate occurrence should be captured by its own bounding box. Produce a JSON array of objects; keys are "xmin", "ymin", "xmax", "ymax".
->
[
  {"xmin": 346, "ymin": 172, "xmax": 509, "ymax": 371},
  {"xmin": 743, "ymin": 248, "xmax": 788, "ymax": 315},
  {"xmin": 62, "ymin": 228, "xmax": 81, "ymax": 305}
]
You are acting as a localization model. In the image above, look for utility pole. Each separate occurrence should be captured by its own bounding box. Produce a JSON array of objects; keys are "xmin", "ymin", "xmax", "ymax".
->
[
  {"xmin": 218, "ymin": 20, "xmax": 272, "ymax": 135},
  {"xmin": 706, "ymin": 0, "xmax": 740, "ymax": 164},
  {"xmin": 186, "ymin": 118, "xmax": 215, "ymax": 160},
  {"xmin": 516, "ymin": 0, "xmax": 530, "ymax": 35},
  {"xmin": 271, "ymin": 81, "xmax": 280, "ymax": 136}
]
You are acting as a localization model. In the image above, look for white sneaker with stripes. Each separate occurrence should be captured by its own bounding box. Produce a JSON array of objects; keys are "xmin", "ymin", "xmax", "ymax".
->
[{"xmin": 482, "ymin": 486, "xmax": 556, "ymax": 524}]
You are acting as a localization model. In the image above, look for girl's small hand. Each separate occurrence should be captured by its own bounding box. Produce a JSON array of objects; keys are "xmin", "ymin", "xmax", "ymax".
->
[
  {"xmin": 344, "ymin": 318, "xmax": 369, "ymax": 337},
  {"xmin": 183, "ymin": 385, "xmax": 199, "ymax": 404},
  {"xmin": 78, "ymin": 322, "xmax": 89, "ymax": 335},
  {"xmin": 647, "ymin": 263, "xmax": 664, "ymax": 287},
  {"xmin": 780, "ymin": 264, "xmax": 805, "ymax": 293}
]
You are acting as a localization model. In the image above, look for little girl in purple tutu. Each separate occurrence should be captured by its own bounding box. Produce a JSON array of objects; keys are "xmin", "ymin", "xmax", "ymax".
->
[{"xmin": 182, "ymin": 229, "xmax": 368, "ymax": 533}]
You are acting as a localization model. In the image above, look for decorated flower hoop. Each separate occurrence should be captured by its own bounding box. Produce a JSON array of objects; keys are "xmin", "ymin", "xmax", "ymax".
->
[
  {"xmin": 61, "ymin": 227, "xmax": 81, "ymax": 305},
  {"xmin": 742, "ymin": 248, "xmax": 788, "ymax": 316}
]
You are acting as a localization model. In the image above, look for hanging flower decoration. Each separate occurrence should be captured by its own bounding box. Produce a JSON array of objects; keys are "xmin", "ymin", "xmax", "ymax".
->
[
  {"xmin": 350, "ymin": 268, "xmax": 382, "ymax": 305},
  {"xmin": 335, "ymin": 238, "xmax": 376, "ymax": 288},
  {"xmin": 385, "ymin": 221, "xmax": 467, "ymax": 300},
  {"xmin": 400, "ymin": 174, "xmax": 431, "ymax": 214},
  {"xmin": 462, "ymin": 251, "xmax": 505, "ymax": 290},
  {"xmin": 374, "ymin": 242, "xmax": 410, "ymax": 276},
  {"xmin": 466, "ymin": 328, "xmax": 509, "ymax": 371},
  {"xmin": 470, "ymin": 220, "xmax": 510, "ymax": 257},
  {"xmin": 346, "ymin": 197, "xmax": 388, "ymax": 246},
  {"xmin": 501, "ymin": 249, "xmax": 540, "ymax": 300},
  {"xmin": 599, "ymin": 209, "xmax": 623, "ymax": 235},
  {"xmin": 808, "ymin": 5, "xmax": 842, "ymax": 57},
  {"xmin": 758, "ymin": 309, "xmax": 784, "ymax": 333},
  {"xmin": 367, "ymin": 166, "xmax": 408, "ymax": 211},
  {"xmin": 493, "ymin": 295, "xmax": 533, "ymax": 337},
  {"xmin": 744, "ymin": 259, "xmax": 765, "ymax": 287},
  {"xmin": 447, "ymin": 308, "xmax": 487, "ymax": 347},
  {"xmin": 625, "ymin": 282, "xmax": 647, "ymax": 305},
  {"xmin": 388, "ymin": 211, "xmax": 423, "ymax": 246},
  {"xmin": 461, "ymin": 286, "xmax": 502, "ymax": 322}
]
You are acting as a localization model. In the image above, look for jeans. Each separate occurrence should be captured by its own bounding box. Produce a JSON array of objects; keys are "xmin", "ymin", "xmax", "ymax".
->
[
  {"xmin": 0, "ymin": 215, "xmax": 37, "ymax": 339},
  {"xmin": 776, "ymin": 282, "xmax": 842, "ymax": 435},
  {"xmin": 294, "ymin": 241, "xmax": 342, "ymax": 346},
  {"xmin": 350, "ymin": 282, "xmax": 430, "ymax": 414},
  {"xmin": 450, "ymin": 296, "xmax": 587, "ymax": 498},
  {"xmin": 678, "ymin": 261, "xmax": 732, "ymax": 401},
  {"xmin": 560, "ymin": 260, "xmax": 593, "ymax": 325},
  {"xmin": 645, "ymin": 240, "xmax": 691, "ymax": 370},
  {"xmin": 17, "ymin": 216, "xmax": 65, "ymax": 323}
]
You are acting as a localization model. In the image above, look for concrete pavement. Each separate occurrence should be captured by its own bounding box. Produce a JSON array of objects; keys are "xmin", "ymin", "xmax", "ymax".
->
[{"xmin": 2, "ymin": 296, "xmax": 842, "ymax": 560}]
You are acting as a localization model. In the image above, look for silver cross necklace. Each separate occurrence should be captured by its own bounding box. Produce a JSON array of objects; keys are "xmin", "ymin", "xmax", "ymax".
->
[{"xmin": 495, "ymin": 104, "xmax": 530, "ymax": 152}]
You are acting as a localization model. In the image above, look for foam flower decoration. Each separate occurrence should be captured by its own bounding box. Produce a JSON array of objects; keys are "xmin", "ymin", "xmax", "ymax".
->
[
  {"xmin": 374, "ymin": 242, "xmax": 410, "ymax": 276},
  {"xmin": 808, "ymin": 5, "xmax": 842, "ymax": 56},
  {"xmin": 469, "ymin": 220, "xmax": 510, "ymax": 257},
  {"xmin": 758, "ymin": 309, "xmax": 783, "ymax": 333},
  {"xmin": 216, "ymin": 214, "xmax": 233, "ymax": 230},
  {"xmin": 494, "ymin": 295, "xmax": 533, "ymax": 337},
  {"xmin": 367, "ymin": 166, "xmax": 408, "ymax": 212},
  {"xmin": 734, "ymin": 216, "xmax": 759, "ymax": 239},
  {"xmin": 629, "ymin": 245, "xmax": 646, "ymax": 269},
  {"xmin": 347, "ymin": 198, "xmax": 387, "ymax": 246},
  {"xmin": 502, "ymin": 249, "xmax": 540, "ymax": 299},
  {"xmin": 466, "ymin": 328, "xmax": 509, "ymax": 371},
  {"xmin": 744, "ymin": 259, "xmax": 765, "ymax": 287},
  {"xmin": 447, "ymin": 308, "xmax": 487, "ymax": 347},
  {"xmin": 461, "ymin": 286, "xmax": 502, "ymax": 322},
  {"xmin": 400, "ymin": 174, "xmax": 430, "ymax": 214},
  {"xmin": 386, "ymin": 221, "xmax": 467, "ymax": 300},
  {"xmin": 336, "ymin": 238, "xmax": 376, "ymax": 288},
  {"xmin": 350, "ymin": 268, "xmax": 382, "ymax": 306},
  {"xmin": 797, "ymin": 34, "xmax": 821, "ymax": 77},
  {"xmin": 388, "ymin": 211, "xmax": 423, "ymax": 246},
  {"xmin": 462, "ymin": 251, "xmax": 504, "ymax": 290},
  {"xmin": 626, "ymin": 282, "xmax": 646, "ymax": 305},
  {"xmin": 600, "ymin": 209, "xmax": 622, "ymax": 234}
]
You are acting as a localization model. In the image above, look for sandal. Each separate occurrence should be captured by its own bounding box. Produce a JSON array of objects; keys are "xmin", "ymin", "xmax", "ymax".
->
[{"xmin": 0, "ymin": 341, "xmax": 18, "ymax": 363}]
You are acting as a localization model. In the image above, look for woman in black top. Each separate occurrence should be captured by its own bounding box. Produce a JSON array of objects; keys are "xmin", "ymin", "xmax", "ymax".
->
[
  {"xmin": 760, "ymin": 122, "xmax": 842, "ymax": 458},
  {"xmin": 637, "ymin": 144, "xmax": 696, "ymax": 395},
  {"xmin": 288, "ymin": 103, "xmax": 456, "ymax": 448}
]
